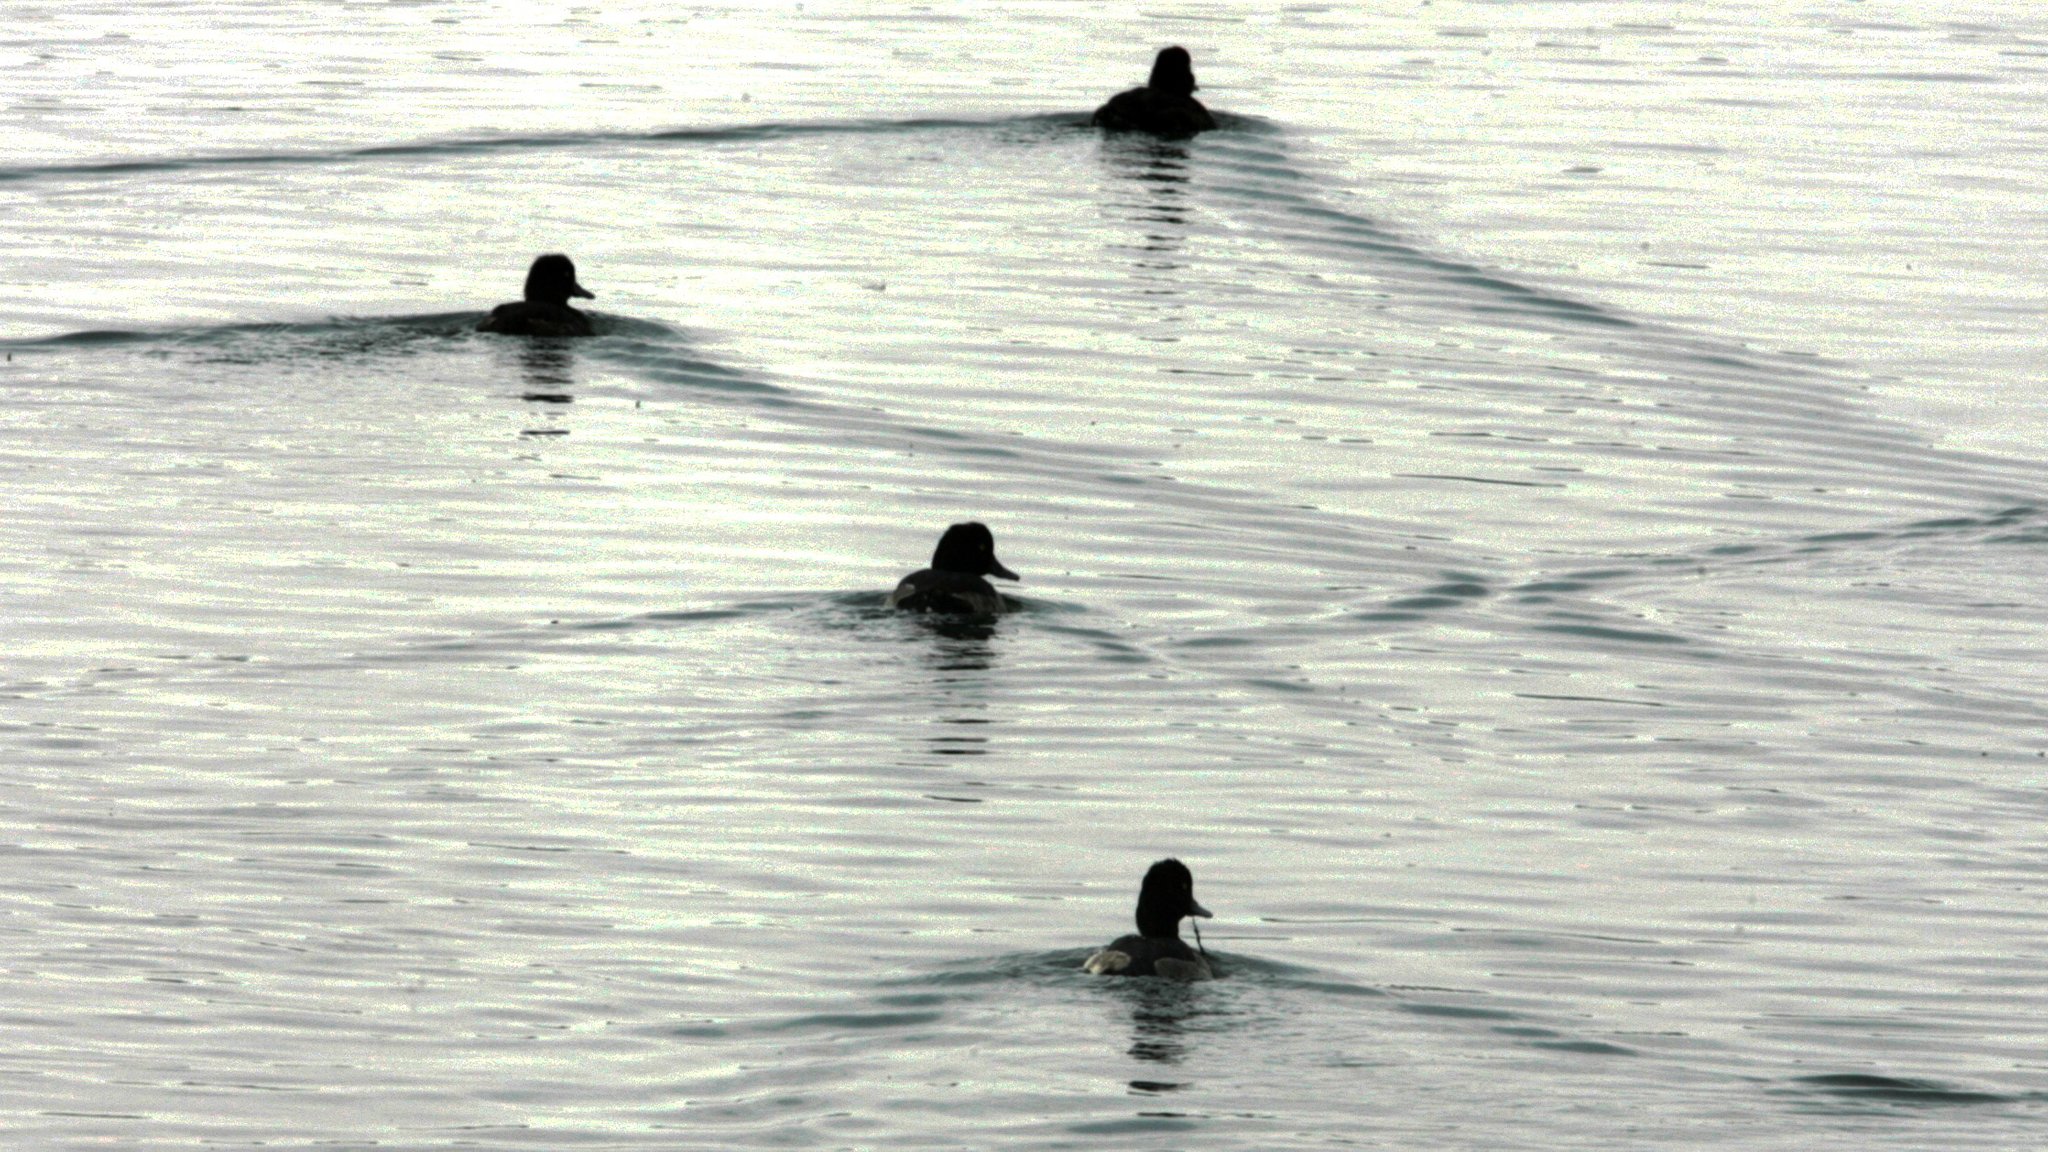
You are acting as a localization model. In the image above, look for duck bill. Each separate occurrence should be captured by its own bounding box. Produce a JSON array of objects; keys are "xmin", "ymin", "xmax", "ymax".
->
[
  {"xmin": 989, "ymin": 558, "xmax": 1019, "ymax": 582},
  {"xmin": 1187, "ymin": 898, "xmax": 1212, "ymax": 919},
  {"xmin": 571, "ymin": 284, "xmax": 596, "ymax": 299}
]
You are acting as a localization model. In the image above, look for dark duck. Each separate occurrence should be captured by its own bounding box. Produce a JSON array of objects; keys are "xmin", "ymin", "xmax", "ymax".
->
[
  {"xmin": 1083, "ymin": 858, "xmax": 1215, "ymax": 981},
  {"xmin": 478, "ymin": 254, "xmax": 597, "ymax": 337},
  {"xmin": 1091, "ymin": 46, "xmax": 1217, "ymax": 137},
  {"xmin": 886, "ymin": 522, "xmax": 1019, "ymax": 615}
]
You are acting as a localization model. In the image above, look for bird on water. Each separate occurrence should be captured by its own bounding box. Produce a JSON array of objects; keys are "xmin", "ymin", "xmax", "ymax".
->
[
  {"xmin": 1082, "ymin": 858, "xmax": 1215, "ymax": 981},
  {"xmin": 1091, "ymin": 47, "xmax": 1218, "ymax": 137},
  {"xmin": 886, "ymin": 522, "xmax": 1019, "ymax": 615},
  {"xmin": 479, "ymin": 253, "xmax": 598, "ymax": 337}
]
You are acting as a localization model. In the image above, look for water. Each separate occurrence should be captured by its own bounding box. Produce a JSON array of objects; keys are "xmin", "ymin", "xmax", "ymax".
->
[{"xmin": 4, "ymin": 2, "xmax": 2047, "ymax": 1147}]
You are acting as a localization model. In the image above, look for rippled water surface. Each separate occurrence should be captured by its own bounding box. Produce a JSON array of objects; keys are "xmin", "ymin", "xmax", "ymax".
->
[{"xmin": 4, "ymin": 2, "xmax": 2047, "ymax": 1148}]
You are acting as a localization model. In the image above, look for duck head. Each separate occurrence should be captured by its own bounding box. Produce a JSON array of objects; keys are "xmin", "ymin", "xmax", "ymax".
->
[
  {"xmin": 1134, "ymin": 857, "xmax": 1212, "ymax": 938},
  {"xmin": 930, "ymin": 522, "xmax": 1018, "ymax": 581},
  {"xmin": 523, "ymin": 253, "xmax": 596, "ymax": 306},
  {"xmin": 1147, "ymin": 46, "xmax": 1199, "ymax": 97}
]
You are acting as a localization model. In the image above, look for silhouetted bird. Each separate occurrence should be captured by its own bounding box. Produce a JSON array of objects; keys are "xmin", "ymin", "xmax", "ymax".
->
[
  {"xmin": 479, "ymin": 253, "xmax": 597, "ymax": 337},
  {"xmin": 1092, "ymin": 47, "xmax": 1218, "ymax": 137},
  {"xmin": 1083, "ymin": 858, "xmax": 1215, "ymax": 980},
  {"xmin": 886, "ymin": 522, "xmax": 1019, "ymax": 615}
]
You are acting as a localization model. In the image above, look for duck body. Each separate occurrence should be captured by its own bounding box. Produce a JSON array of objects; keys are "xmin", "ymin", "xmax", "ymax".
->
[
  {"xmin": 1083, "ymin": 932, "xmax": 1214, "ymax": 981},
  {"xmin": 1091, "ymin": 47, "xmax": 1218, "ymax": 136},
  {"xmin": 478, "ymin": 300, "xmax": 594, "ymax": 338},
  {"xmin": 887, "ymin": 568, "xmax": 1009, "ymax": 615},
  {"xmin": 887, "ymin": 522, "xmax": 1018, "ymax": 615},
  {"xmin": 1082, "ymin": 857, "xmax": 1215, "ymax": 981},
  {"xmin": 479, "ymin": 253, "xmax": 598, "ymax": 337},
  {"xmin": 1091, "ymin": 87, "xmax": 1216, "ymax": 136}
]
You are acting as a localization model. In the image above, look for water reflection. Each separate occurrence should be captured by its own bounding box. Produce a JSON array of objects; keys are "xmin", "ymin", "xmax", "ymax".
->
[
  {"xmin": 915, "ymin": 614, "xmax": 1000, "ymax": 652},
  {"xmin": 926, "ymin": 716, "xmax": 990, "ymax": 758},
  {"xmin": 1103, "ymin": 138, "xmax": 1189, "ymax": 211},
  {"xmin": 509, "ymin": 340, "xmax": 575, "ymax": 438},
  {"xmin": 913, "ymin": 614, "xmax": 1000, "ymax": 761},
  {"xmin": 1100, "ymin": 138, "xmax": 1191, "ymax": 315},
  {"xmin": 1121, "ymin": 978, "xmax": 1206, "ymax": 1065},
  {"xmin": 1103, "ymin": 136, "xmax": 1191, "ymax": 192},
  {"xmin": 517, "ymin": 340, "xmax": 576, "ymax": 403}
]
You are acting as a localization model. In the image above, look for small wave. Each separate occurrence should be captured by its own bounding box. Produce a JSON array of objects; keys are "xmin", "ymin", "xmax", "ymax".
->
[
  {"xmin": 1396, "ymin": 1001, "xmax": 1520, "ymax": 1022},
  {"xmin": 594, "ymin": 334, "xmax": 789, "ymax": 399},
  {"xmin": 765, "ymin": 1009, "xmax": 946, "ymax": 1034},
  {"xmin": 912, "ymin": 947, "xmax": 1324, "ymax": 989},
  {"xmin": 1780, "ymin": 1072, "xmax": 2012, "ymax": 1108},
  {"xmin": 1065, "ymin": 1115, "xmax": 1198, "ymax": 1136},
  {"xmin": 0, "ymin": 314, "xmax": 509, "ymax": 376},
  {"xmin": 1530, "ymin": 621, "xmax": 1691, "ymax": 647},
  {"xmin": 1194, "ymin": 133, "xmax": 1640, "ymax": 331},
  {"xmin": 1518, "ymin": 503, "xmax": 2047, "ymax": 599},
  {"xmin": 0, "ymin": 311, "xmax": 719, "ymax": 375},
  {"xmin": 1, "ymin": 312, "xmax": 471, "ymax": 353},
  {"xmin": 0, "ymin": 113, "xmax": 1074, "ymax": 187}
]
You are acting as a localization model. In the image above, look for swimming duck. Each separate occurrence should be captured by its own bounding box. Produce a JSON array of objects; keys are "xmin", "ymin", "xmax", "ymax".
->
[
  {"xmin": 1082, "ymin": 858, "xmax": 1215, "ymax": 980},
  {"xmin": 886, "ymin": 522, "xmax": 1019, "ymax": 615},
  {"xmin": 479, "ymin": 253, "xmax": 597, "ymax": 337},
  {"xmin": 1091, "ymin": 47, "xmax": 1218, "ymax": 137}
]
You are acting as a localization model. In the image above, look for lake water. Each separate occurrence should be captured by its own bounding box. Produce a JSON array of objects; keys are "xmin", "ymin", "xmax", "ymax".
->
[{"xmin": 4, "ymin": 2, "xmax": 2047, "ymax": 1148}]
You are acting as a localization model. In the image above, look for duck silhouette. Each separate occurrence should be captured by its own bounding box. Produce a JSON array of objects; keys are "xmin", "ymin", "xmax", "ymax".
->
[
  {"xmin": 1082, "ymin": 858, "xmax": 1215, "ymax": 980},
  {"xmin": 479, "ymin": 254, "xmax": 597, "ymax": 337},
  {"xmin": 886, "ymin": 522, "xmax": 1019, "ymax": 615},
  {"xmin": 1092, "ymin": 47, "xmax": 1218, "ymax": 137}
]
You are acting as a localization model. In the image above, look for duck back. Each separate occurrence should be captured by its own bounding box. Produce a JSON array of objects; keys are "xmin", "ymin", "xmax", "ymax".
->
[
  {"xmin": 1091, "ymin": 87, "xmax": 1217, "ymax": 136},
  {"xmin": 1083, "ymin": 933, "xmax": 1213, "ymax": 980},
  {"xmin": 478, "ymin": 301, "xmax": 595, "ymax": 338},
  {"xmin": 886, "ymin": 568, "xmax": 1006, "ymax": 615}
]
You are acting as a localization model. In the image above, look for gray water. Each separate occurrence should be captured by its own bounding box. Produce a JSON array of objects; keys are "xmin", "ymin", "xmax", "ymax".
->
[{"xmin": 4, "ymin": 2, "xmax": 2047, "ymax": 1148}]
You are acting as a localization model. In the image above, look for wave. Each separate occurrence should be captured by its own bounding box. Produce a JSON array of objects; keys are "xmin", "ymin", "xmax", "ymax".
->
[
  {"xmin": 14, "ymin": 107, "xmax": 2040, "ymax": 580},
  {"xmin": 4, "ymin": 107, "xmax": 1649, "ymax": 404},
  {"xmin": 0, "ymin": 113, "xmax": 1078, "ymax": 186},
  {"xmin": 0, "ymin": 312, "xmax": 482, "ymax": 349},
  {"xmin": 1778, "ymin": 1072, "xmax": 2017, "ymax": 1109}
]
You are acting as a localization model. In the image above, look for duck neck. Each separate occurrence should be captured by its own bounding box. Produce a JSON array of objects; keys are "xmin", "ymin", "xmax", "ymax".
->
[{"xmin": 1136, "ymin": 910, "xmax": 1183, "ymax": 940}]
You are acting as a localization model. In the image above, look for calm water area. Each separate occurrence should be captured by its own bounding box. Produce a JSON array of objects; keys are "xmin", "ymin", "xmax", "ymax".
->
[{"xmin": 3, "ymin": 2, "xmax": 2046, "ymax": 1147}]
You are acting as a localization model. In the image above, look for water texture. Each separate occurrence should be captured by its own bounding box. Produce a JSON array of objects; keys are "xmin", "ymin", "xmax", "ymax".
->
[{"xmin": 2, "ymin": 2, "xmax": 2045, "ymax": 1148}]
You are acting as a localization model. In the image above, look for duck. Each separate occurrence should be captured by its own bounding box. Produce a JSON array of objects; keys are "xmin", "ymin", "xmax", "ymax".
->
[
  {"xmin": 478, "ymin": 253, "xmax": 597, "ymax": 337},
  {"xmin": 1082, "ymin": 858, "xmax": 1215, "ymax": 980},
  {"xmin": 885, "ymin": 522, "xmax": 1019, "ymax": 615},
  {"xmin": 1091, "ymin": 47, "xmax": 1218, "ymax": 137}
]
